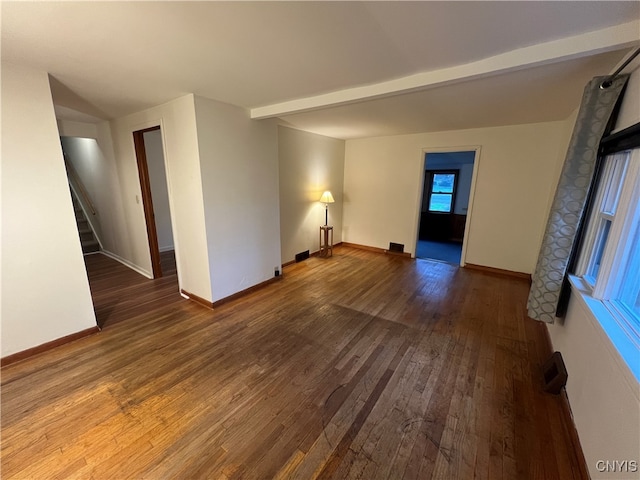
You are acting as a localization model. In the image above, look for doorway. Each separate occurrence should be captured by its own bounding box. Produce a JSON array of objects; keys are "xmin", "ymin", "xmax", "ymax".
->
[
  {"xmin": 132, "ymin": 126, "xmax": 175, "ymax": 278},
  {"xmin": 416, "ymin": 150, "xmax": 476, "ymax": 265}
]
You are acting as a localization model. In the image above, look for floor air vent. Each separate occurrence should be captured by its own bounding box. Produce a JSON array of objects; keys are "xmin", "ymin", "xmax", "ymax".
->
[
  {"xmin": 542, "ymin": 351, "xmax": 568, "ymax": 394},
  {"xmin": 388, "ymin": 242, "xmax": 404, "ymax": 253},
  {"xmin": 295, "ymin": 250, "xmax": 310, "ymax": 262}
]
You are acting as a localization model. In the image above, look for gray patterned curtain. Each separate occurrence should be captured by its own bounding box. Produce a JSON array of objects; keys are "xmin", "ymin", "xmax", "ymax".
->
[{"xmin": 528, "ymin": 75, "xmax": 628, "ymax": 323}]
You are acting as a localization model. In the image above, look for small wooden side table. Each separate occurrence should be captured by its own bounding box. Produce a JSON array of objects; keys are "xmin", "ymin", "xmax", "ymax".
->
[{"xmin": 319, "ymin": 225, "xmax": 333, "ymax": 257}]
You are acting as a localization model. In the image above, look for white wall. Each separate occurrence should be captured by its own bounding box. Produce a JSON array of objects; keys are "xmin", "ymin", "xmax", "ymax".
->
[
  {"xmin": 57, "ymin": 119, "xmax": 98, "ymax": 139},
  {"xmin": 614, "ymin": 61, "xmax": 640, "ymax": 133},
  {"xmin": 194, "ymin": 96, "xmax": 281, "ymax": 302},
  {"xmin": 278, "ymin": 126, "xmax": 345, "ymax": 263},
  {"xmin": 109, "ymin": 95, "xmax": 212, "ymax": 301},
  {"xmin": 1, "ymin": 63, "xmax": 97, "ymax": 357},
  {"xmin": 548, "ymin": 294, "xmax": 640, "ymax": 479},
  {"xmin": 343, "ymin": 121, "xmax": 566, "ymax": 273},
  {"xmin": 547, "ymin": 65, "xmax": 640, "ymax": 479},
  {"xmin": 456, "ymin": 164, "xmax": 474, "ymax": 215},
  {"xmin": 143, "ymin": 129, "xmax": 174, "ymax": 252}
]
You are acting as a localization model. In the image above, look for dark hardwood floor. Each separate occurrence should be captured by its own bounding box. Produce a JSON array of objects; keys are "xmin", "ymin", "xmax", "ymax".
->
[
  {"xmin": 84, "ymin": 250, "xmax": 178, "ymax": 329},
  {"xmin": 1, "ymin": 246, "xmax": 586, "ymax": 479}
]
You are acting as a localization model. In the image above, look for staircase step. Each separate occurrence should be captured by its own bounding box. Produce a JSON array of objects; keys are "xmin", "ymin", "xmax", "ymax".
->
[
  {"xmin": 70, "ymin": 186, "xmax": 99, "ymax": 254},
  {"xmin": 82, "ymin": 239, "xmax": 100, "ymax": 254}
]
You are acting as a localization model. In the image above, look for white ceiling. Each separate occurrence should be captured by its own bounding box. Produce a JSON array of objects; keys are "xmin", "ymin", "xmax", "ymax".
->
[{"xmin": 2, "ymin": 1, "xmax": 639, "ymax": 139}]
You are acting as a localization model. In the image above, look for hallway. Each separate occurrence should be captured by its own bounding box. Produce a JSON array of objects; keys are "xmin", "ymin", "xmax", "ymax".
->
[{"xmin": 83, "ymin": 251, "xmax": 178, "ymax": 329}]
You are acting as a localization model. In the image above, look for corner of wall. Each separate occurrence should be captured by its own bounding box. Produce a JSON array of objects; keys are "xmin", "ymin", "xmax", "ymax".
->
[
  {"xmin": 2, "ymin": 62, "xmax": 97, "ymax": 356},
  {"xmin": 278, "ymin": 126, "xmax": 346, "ymax": 264},
  {"xmin": 193, "ymin": 95, "xmax": 281, "ymax": 302}
]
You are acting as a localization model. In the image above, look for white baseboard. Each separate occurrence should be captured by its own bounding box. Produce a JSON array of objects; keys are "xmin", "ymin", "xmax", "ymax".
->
[
  {"xmin": 100, "ymin": 250, "xmax": 153, "ymax": 279},
  {"xmin": 159, "ymin": 245, "xmax": 175, "ymax": 253}
]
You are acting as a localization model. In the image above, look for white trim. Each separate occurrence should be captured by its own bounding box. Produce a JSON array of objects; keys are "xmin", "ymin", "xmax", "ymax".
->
[
  {"xmin": 593, "ymin": 153, "xmax": 634, "ymax": 298},
  {"xmin": 576, "ymin": 152, "xmax": 626, "ymax": 278},
  {"xmin": 156, "ymin": 120, "xmax": 182, "ymax": 291},
  {"xmin": 251, "ymin": 21, "xmax": 639, "ymax": 119},
  {"xmin": 462, "ymin": 149, "xmax": 481, "ymax": 267},
  {"xmin": 100, "ymin": 250, "xmax": 153, "ymax": 279},
  {"xmin": 568, "ymin": 275, "xmax": 640, "ymax": 393},
  {"xmin": 600, "ymin": 151, "xmax": 640, "ymax": 299}
]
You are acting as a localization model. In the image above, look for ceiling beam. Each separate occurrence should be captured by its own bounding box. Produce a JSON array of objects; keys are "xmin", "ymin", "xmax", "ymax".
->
[{"xmin": 251, "ymin": 20, "xmax": 640, "ymax": 120}]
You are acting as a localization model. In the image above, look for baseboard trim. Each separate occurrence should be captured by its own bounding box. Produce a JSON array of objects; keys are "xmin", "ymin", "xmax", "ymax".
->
[
  {"xmin": 558, "ymin": 391, "xmax": 590, "ymax": 480},
  {"xmin": 1, "ymin": 326, "xmax": 100, "ymax": 368},
  {"xmin": 101, "ymin": 250, "xmax": 153, "ymax": 279},
  {"xmin": 181, "ymin": 276, "xmax": 283, "ymax": 310},
  {"xmin": 180, "ymin": 289, "xmax": 214, "ymax": 309},
  {"xmin": 540, "ymin": 324, "xmax": 589, "ymax": 479},
  {"xmin": 384, "ymin": 249, "xmax": 412, "ymax": 258},
  {"xmin": 343, "ymin": 242, "xmax": 411, "ymax": 258},
  {"xmin": 342, "ymin": 242, "xmax": 385, "ymax": 254},
  {"xmin": 211, "ymin": 276, "xmax": 282, "ymax": 308},
  {"xmin": 464, "ymin": 263, "xmax": 531, "ymax": 282}
]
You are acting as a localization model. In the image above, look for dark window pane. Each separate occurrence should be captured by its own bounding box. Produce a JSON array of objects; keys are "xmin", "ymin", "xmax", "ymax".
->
[{"xmin": 588, "ymin": 219, "xmax": 611, "ymax": 281}]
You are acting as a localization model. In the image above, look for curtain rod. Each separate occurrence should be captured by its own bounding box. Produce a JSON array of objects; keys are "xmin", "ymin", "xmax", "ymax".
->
[{"xmin": 600, "ymin": 47, "xmax": 640, "ymax": 89}]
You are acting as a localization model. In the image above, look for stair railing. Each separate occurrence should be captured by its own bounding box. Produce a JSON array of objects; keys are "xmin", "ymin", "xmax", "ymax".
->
[{"xmin": 64, "ymin": 155, "xmax": 97, "ymax": 216}]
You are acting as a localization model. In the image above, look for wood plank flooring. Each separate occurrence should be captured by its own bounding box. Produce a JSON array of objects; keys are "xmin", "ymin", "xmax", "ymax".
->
[
  {"xmin": 83, "ymin": 251, "xmax": 178, "ymax": 329},
  {"xmin": 1, "ymin": 246, "xmax": 586, "ymax": 479}
]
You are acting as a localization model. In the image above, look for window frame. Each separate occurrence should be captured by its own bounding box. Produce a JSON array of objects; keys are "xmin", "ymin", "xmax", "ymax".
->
[
  {"xmin": 599, "ymin": 160, "xmax": 640, "ymax": 337},
  {"xmin": 426, "ymin": 169, "xmax": 458, "ymax": 214},
  {"xmin": 573, "ymin": 125, "xmax": 640, "ymax": 379},
  {"xmin": 576, "ymin": 151, "xmax": 631, "ymax": 288}
]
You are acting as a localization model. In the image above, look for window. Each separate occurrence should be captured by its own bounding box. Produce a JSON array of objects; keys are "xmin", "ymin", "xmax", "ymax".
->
[
  {"xmin": 576, "ymin": 145, "xmax": 640, "ymax": 344},
  {"xmin": 427, "ymin": 171, "xmax": 457, "ymax": 213},
  {"xmin": 617, "ymin": 219, "xmax": 640, "ymax": 324},
  {"xmin": 580, "ymin": 152, "xmax": 629, "ymax": 286}
]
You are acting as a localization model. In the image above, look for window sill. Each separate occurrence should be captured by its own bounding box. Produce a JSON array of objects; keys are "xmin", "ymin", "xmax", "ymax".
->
[{"xmin": 568, "ymin": 275, "xmax": 640, "ymax": 387}]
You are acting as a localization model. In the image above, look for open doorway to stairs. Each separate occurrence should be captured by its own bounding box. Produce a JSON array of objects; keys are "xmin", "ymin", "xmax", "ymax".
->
[
  {"xmin": 416, "ymin": 149, "xmax": 478, "ymax": 265},
  {"xmin": 132, "ymin": 126, "xmax": 176, "ymax": 278}
]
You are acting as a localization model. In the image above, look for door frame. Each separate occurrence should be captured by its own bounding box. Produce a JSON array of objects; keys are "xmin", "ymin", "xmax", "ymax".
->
[
  {"xmin": 133, "ymin": 126, "xmax": 162, "ymax": 278},
  {"xmin": 412, "ymin": 146, "xmax": 481, "ymax": 266}
]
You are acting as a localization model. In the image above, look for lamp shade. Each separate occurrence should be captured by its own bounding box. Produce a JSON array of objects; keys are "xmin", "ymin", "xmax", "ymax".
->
[{"xmin": 320, "ymin": 191, "xmax": 335, "ymax": 204}]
